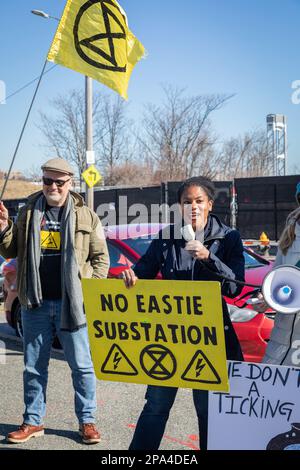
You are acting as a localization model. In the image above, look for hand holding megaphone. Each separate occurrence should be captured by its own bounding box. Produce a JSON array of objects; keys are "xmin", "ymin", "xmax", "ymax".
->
[{"xmin": 262, "ymin": 265, "xmax": 300, "ymax": 314}]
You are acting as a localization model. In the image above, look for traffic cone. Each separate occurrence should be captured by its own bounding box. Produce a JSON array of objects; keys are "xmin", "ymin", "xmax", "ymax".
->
[{"xmin": 259, "ymin": 232, "xmax": 269, "ymax": 246}]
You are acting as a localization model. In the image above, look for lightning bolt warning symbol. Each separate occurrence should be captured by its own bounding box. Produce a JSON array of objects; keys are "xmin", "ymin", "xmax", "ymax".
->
[
  {"xmin": 196, "ymin": 358, "xmax": 206, "ymax": 377},
  {"xmin": 181, "ymin": 350, "xmax": 222, "ymax": 385},
  {"xmin": 113, "ymin": 352, "xmax": 122, "ymax": 370},
  {"xmin": 101, "ymin": 344, "xmax": 138, "ymax": 376}
]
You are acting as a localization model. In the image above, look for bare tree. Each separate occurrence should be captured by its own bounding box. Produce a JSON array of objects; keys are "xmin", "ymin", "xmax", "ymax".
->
[
  {"xmin": 39, "ymin": 90, "xmax": 91, "ymax": 179},
  {"xmin": 216, "ymin": 129, "xmax": 273, "ymax": 180},
  {"xmin": 95, "ymin": 95, "xmax": 134, "ymax": 185},
  {"xmin": 24, "ymin": 164, "xmax": 43, "ymax": 182},
  {"xmin": 139, "ymin": 85, "xmax": 233, "ymax": 181},
  {"xmin": 37, "ymin": 86, "xmax": 274, "ymax": 188},
  {"xmin": 289, "ymin": 163, "xmax": 300, "ymax": 175},
  {"xmin": 37, "ymin": 90, "xmax": 132, "ymax": 185},
  {"xmin": 105, "ymin": 161, "xmax": 154, "ymax": 186}
]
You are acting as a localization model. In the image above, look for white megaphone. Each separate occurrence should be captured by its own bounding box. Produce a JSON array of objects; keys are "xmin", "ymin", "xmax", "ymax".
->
[{"xmin": 262, "ymin": 265, "xmax": 300, "ymax": 314}]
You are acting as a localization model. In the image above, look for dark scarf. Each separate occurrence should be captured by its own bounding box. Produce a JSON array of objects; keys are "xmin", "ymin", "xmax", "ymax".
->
[{"xmin": 26, "ymin": 194, "xmax": 85, "ymax": 331}]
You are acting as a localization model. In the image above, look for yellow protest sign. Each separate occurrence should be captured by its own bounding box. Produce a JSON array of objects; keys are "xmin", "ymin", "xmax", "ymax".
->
[
  {"xmin": 82, "ymin": 165, "xmax": 102, "ymax": 188},
  {"xmin": 40, "ymin": 231, "xmax": 61, "ymax": 250},
  {"xmin": 82, "ymin": 279, "xmax": 229, "ymax": 391},
  {"xmin": 47, "ymin": 0, "xmax": 146, "ymax": 99}
]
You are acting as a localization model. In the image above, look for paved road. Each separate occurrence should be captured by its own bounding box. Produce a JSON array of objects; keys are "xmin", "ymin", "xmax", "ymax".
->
[{"xmin": 0, "ymin": 312, "xmax": 199, "ymax": 451}]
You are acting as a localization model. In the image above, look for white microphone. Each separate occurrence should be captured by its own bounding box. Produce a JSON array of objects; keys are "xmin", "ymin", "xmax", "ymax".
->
[
  {"xmin": 180, "ymin": 225, "xmax": 197, "ymax": 280},
  {"xmin": 180, "ymin": 224, "xmax": 196, "ymax": 242}
]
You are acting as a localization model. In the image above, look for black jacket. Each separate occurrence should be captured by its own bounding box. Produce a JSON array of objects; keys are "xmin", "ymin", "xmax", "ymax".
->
[{"xmin": 133, "ymin": 214, "xmax": 245, "ymax": 361}]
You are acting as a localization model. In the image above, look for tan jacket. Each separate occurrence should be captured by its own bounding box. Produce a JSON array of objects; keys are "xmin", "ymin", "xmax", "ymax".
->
[{"xmin": 0, "ymin": 190, "xmax": 109, "ymax": 306}]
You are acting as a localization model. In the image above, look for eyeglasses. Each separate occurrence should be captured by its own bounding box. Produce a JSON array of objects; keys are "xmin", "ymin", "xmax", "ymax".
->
[{"xmin": 42, "ymin": 177, "xmax": 71, "ymax": 187}]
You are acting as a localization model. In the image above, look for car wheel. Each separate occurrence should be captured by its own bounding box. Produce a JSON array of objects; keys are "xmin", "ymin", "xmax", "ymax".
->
[{"xmin": 13, "ymin": 301, "xmax": 23, "ymax": 338}]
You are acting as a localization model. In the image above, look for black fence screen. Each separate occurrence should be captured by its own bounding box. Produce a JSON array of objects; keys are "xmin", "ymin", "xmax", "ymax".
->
[
  {"xmin": 235, "ymin": 175, "xmax": 300, "ymax": 240},
  {"xmin": 93, "ymin": 181, "xmax": 232, "ymax": 227},
  {"xmin": 94, "ymin": 185, "xmax": 162, "ymax": 225},
  {"xmin": 3, "ymin": 175, "xmax": 300, "ymax": 240},
  {"xmin": 3, "ymin": 198, "xmax": 27, "ymax": 221}
]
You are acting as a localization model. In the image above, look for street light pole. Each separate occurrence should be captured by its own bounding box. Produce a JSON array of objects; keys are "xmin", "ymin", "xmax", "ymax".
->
[
  {"xmin": 31, "ymin": 8, "xmax": 95, "ymax": 210},
  {"xmin": 85, "ymin": 76, "xmax": 94, "ymax": 210},
  {"xmin": 31, "ymin": 10, "xmax": 60, "ymax": 21}
]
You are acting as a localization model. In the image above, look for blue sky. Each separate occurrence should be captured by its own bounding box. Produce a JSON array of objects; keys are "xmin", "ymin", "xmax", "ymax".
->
[{"xmin": 0, "ymin": 0, "xmax": 300, "ymax": 175}]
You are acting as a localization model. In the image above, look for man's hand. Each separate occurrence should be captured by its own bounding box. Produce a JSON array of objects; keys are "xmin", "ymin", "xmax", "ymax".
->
[
  {"xmin": 119, "ymin": 268, "xmax": 138, "ymax": 288},
  {"xmin": 185, "ymin": 240, "xmax": 210, "ymax": 261},
  {"xmin": 0, "ymin": 201, "xmax": 9, "ymax": 232}
]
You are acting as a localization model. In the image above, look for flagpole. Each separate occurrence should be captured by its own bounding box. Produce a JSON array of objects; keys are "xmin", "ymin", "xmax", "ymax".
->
[
  {"xmin": 0, "ymin": 59, "xmax": 48, "ymax": 200},
  {"xmin": 33, "ymin": 3, "xmax": 146, "ymax": 213},
  {"xmin": 31, "ymin": 10, "xmax": 95, "ymax": 211},
  {"xmin": 85, "ymin": 76, "xmax": 94, "ymax": 211}
]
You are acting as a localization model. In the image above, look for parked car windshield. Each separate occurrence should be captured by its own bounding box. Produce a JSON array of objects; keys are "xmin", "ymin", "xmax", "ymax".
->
[
  {"xmin": 243, "ymin": 250, "xmax": 267, "ymax": 269},
  {"xmin": 125, "ymin": 236, "xmax": 154, "ymax": 256}
]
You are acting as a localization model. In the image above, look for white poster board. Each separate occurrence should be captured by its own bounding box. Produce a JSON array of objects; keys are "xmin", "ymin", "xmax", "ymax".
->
[{"xmin": 208, "ymin": 361, "xmax": 300, "ymax": 450}]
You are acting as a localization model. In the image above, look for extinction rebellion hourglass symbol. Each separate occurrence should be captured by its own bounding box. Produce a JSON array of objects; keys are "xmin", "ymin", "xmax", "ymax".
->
[{"xmin": 73, "ymin": 0, "xmax": 127, "ymax": 72}]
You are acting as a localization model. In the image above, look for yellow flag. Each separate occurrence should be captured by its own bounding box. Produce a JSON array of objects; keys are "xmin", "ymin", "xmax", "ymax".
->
[{"xmin": 47, "ymin": 0, "xmax": 146, "ymax": 99}]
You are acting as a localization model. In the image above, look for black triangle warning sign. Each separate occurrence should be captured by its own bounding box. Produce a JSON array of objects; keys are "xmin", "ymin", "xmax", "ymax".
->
[
  {"xmin": 101, "ymin": 344, "xmax": 138, "ymax": 376},
  {"xmin": 181, "ymin": 350, "xmax": 221, "ymax": 384},
  {"xmin": 41, "ymin": 231, "xmax": 60, "ymax": 250}
]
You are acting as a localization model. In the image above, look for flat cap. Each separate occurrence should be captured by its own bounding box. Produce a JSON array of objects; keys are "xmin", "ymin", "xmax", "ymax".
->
[{"xmin": 41, "ymin": 158, "xmax": 74, "ymax": 176}]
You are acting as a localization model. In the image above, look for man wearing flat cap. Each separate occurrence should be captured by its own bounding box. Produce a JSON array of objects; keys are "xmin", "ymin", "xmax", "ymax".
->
[{"xmin": 0, "ymin": 158, "xmax": 109, "ymax": 445}]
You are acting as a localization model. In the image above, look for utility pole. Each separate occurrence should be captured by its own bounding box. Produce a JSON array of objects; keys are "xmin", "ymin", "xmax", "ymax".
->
[{"xmin": 85, "ymin": 77, "xmax": 94, "ymax": 210}]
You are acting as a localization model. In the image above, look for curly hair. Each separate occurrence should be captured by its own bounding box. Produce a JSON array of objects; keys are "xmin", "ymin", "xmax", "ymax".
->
[
  {"xmin": 177, "ymin": 176, "xmax": 216, "ymax": 203},
  {"xmin": 278, "ymin": 207, "xmax": 300, "ymax": 255}
]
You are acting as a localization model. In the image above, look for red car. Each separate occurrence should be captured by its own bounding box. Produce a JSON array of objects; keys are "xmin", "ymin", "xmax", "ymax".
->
[{"xmin": 2, "ymin": 223, "xmax": 274, "ymax": 362}]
